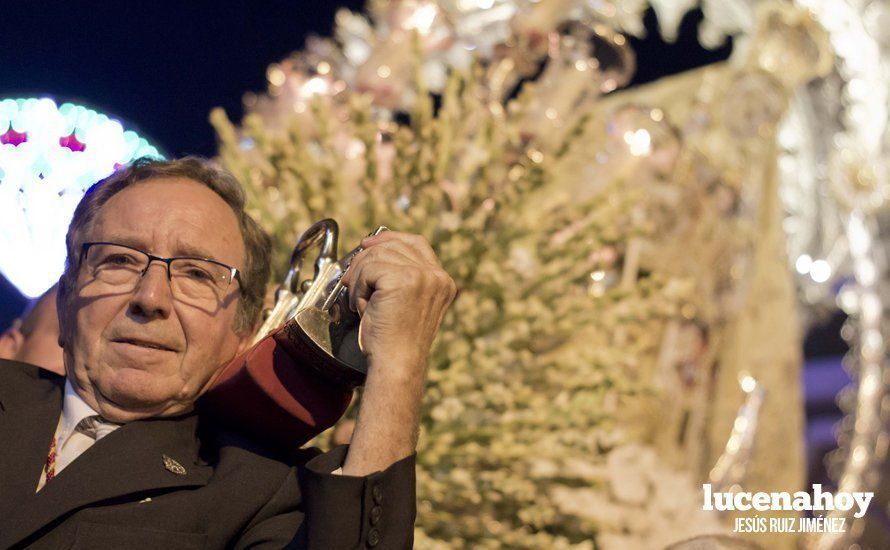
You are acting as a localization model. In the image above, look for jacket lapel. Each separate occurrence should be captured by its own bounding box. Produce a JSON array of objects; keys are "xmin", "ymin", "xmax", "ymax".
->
[
  {"xmin": 0, "ymin": 408, "xmax": 213, "ymax": 548},
  {"xmin": 0, "ymin": 375, "xmax": 62, "ymax": 520}
]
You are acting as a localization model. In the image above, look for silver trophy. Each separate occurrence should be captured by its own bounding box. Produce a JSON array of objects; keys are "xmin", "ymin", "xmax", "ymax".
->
[{"xmin": 254, "ymin": 219, "xmax": 388, "ymax": 387}]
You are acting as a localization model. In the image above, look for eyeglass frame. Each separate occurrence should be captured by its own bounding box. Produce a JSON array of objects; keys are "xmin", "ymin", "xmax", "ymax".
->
[{"xmin": 78, "ymin": 241, "xmax": 243, "ymax": 294}]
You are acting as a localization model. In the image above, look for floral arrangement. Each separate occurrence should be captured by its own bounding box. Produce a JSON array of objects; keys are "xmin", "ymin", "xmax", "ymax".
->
[{"xmin": 210, "ymin": 1, "xmax": 832, "ymax": 546}]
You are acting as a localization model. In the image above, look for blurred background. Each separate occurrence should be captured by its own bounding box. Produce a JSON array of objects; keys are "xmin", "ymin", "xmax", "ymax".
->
[{"xmin": 1, "ymin": 1, "xmax": 881, "ymax": 548}]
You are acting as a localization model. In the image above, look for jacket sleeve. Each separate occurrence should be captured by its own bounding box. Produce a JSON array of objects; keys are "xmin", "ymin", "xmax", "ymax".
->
[{"xmin": 234, "ymin": 445, "xmax": 416, "ymax": 549}]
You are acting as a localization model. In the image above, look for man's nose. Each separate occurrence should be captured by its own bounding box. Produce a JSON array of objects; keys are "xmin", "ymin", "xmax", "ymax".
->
[{"xmin": 128, "ymin": 262, "xmax": 174, "ymax": 319}]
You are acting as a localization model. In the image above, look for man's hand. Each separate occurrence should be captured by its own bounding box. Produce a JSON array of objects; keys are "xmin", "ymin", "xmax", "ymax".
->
[{"xmin": 338, "ymin": 231, "xmax": 456, "ymax": 475}]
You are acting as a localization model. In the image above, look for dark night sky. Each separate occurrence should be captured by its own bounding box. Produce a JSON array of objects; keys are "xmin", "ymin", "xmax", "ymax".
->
[{"xmin": 0, "ymin": 2, "xmax": 729, "ymax": 327}]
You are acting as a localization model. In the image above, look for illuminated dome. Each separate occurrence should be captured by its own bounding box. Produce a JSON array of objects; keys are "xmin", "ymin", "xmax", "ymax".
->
[{"xmin": 0, "ymin": 97, "xmax": 162, "ymax": 297}]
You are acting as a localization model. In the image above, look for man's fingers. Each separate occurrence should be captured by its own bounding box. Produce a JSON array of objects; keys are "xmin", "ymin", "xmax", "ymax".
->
[
  {"xmin": 362, "ymin": 232, "xmax": 440, "ymax": 267},
  {"xmin": 343, "ymin": 259, "xmax": 404, "ymax": 314},
  {"xmin": 340, "ymin": 232, "xmax": 454, "ymax": 322},
  {"xmin": 341, "ymin": 239, "xmax": 426, "ymax": 300},
  {"xmin": 344, "ymin": 260, "xmax": 371, "ymax": 313},
  {"xmin": 361, "ymin": 239, "xmax": 424, "ymax": 268}
]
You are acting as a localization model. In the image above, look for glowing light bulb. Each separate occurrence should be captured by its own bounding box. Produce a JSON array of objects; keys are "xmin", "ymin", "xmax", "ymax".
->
[
  {"xmin": 403, "ymin": 3, "xmax": 440, "ymax": 35},
  {"xmin": 0, "ymin": 97, "xmax": 162, "ymax": 297},
  {"xmin": 300, "ymin": 76, "xmax": 332, "ymax": 97},
  {"xmin": 809, "ymin": 259, "xmax": 832, "ymax": 283},
  {"xmin": 623, "ymin": 129, "xmax": 652, "ymax": 156},
  {"xmin": 795, "ymin": 254, "xmax": 813, "ymax": 274}
]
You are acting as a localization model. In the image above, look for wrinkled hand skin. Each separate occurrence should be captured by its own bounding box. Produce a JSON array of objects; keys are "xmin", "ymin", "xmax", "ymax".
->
[{"xmin": 339, "ymin": 232, "xmax": 457, "ymax": 475}]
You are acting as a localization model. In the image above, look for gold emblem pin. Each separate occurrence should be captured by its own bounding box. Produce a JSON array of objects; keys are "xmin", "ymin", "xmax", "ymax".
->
[{"xmin": 163, "ymin": 455, "xmax": 187, "ymax": 475}]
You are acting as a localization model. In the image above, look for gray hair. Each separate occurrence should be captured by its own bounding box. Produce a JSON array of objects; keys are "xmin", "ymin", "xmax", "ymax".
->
[{"xmin": 59, "ymin": 156, "xmax": 271, "ymax": 333}]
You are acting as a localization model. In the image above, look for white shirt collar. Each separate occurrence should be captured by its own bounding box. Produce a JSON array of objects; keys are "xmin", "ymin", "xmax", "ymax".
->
[{"xmin": 58, "ymin": 379, "xmax": 104, "ymax": 444}]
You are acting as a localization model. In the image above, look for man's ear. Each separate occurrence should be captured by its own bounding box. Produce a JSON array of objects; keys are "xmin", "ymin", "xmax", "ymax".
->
[
  {"xmin": 235, "ymin": 327, "xmax": 256, "ymax": 355},
  {"xmin": 0, "ymin": 322, "xmax": 24, "ymax": 360},
  {"xmin": 235, "ymin": 333, "xmax": 253, "ymax": 355}
]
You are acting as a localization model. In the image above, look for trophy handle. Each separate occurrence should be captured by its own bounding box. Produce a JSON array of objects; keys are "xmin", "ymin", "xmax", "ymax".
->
[
  {"xmin": 281, "ymin": 218, "xmax": 340, "ymax": 294},
  {"xmin": 253, "ymin": 219, "xmax": 341, "ymax": 345}
]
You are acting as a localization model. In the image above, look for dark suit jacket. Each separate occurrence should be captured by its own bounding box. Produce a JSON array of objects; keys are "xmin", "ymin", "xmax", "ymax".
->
[{"xmin": 0, "ymin": 360, "xmax": 415, "ymax": 549}]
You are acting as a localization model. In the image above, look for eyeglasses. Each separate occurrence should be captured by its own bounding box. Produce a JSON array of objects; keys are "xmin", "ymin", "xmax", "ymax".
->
[{"xmin": 80, "ymin": 242, "xmax": 241, "ymax": 306}]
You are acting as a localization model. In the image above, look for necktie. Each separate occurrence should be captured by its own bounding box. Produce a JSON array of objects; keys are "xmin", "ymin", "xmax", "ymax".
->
[
  {"xmin": 76, "ymin": 415, "xmax": 118, "ymax": 440},
  {"xmin": 43, "ymin": 415, "xmax": 116, "ymax": 484},
  {"xmin": 44, "ymin": 437, "xmax": 57, "ymax": 482}
]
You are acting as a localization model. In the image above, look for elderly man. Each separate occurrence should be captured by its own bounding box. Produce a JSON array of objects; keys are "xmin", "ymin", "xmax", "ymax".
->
[
  {"xmin": 0, "ymin": 157, "xmax": 456, "ymax": 549},
  {"xmin": 0, "ymin": 284, "xmax": 64, "ymax": 374}
]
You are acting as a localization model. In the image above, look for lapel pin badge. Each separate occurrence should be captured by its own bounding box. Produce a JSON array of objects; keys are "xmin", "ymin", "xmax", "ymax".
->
[{"xmin": 162, "ymin": 454, "xmax": 187, "ymax": 476}]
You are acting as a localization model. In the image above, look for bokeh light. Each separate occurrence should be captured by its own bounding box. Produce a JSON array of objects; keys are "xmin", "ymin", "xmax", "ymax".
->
[{"xmin": 0, "ymin": 97, "xmax": 162, "ymax": 297}]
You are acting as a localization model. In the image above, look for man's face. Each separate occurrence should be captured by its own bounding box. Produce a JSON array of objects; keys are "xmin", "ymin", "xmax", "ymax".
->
[{"xmin": 61, "ymin": 177, "xmax": 251, "ymax": 422}]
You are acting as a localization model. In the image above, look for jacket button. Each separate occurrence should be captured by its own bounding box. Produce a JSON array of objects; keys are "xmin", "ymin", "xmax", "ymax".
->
[
  {"xmin": 370, "ymin": 505, "xmax": 382, "ymax": 525},
  {"xmin": 372, "ymin": 484, "xmax": 384, "ymax": 504},
  {"xmin": 367, "ymin": 528, "xmax": 380, "ymax": 547}
]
